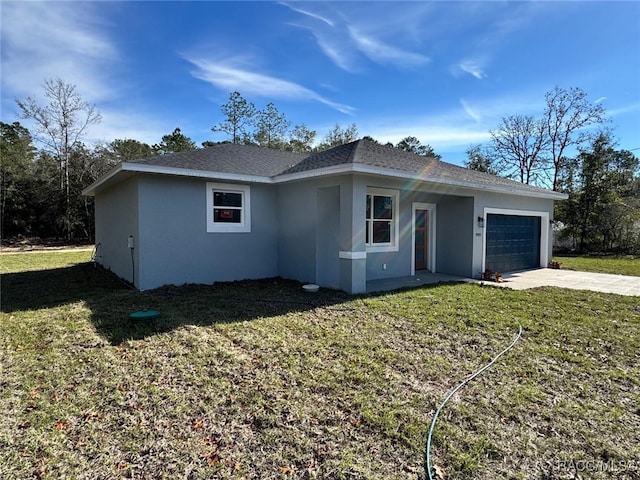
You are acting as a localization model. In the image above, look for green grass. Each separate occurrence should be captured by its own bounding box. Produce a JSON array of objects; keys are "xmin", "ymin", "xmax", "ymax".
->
[
  {"xmin": 0, "ymin": 249, "xmax": 92, "ymax": 273},
  {"xmin": 1, "ymin": 251, "xmax": 639, "ymax": 479},
  {"xmin": 553, "ymin": 255, "xmax": 640, "ymax": 276}
]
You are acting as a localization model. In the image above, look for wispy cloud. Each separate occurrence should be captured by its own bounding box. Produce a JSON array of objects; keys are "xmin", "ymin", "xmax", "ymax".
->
[
  {"xmin": 358, "ymin": 88, "xmax": 554, "ymax": 156},
  {"xmin": 366, "ymin": 122, "xmax": 490, "ymax": 151},
  {"xmin": 281, "ymin": 3, "xmax": 430, "ymax": 72},
  {"xmin": 0, "ymin": 1, "xmax": 118, "ymax": 103},
  {"xmin": 595, "ymin": 96, "xmax": 607, "ymax": 104},
  {"xmin": 185, "ymin": 57, "xmax": 354, "ymax": 114},
  {"xmin": 460, "ymin": 99, "xmax": 482, "ymax": 123},
  {"xmin": 284, "ymin": 20, "xmax": 361, "ymax": 73},
  {"xmin": 309, "ymin": 31, "xmax": 356, "ymax": 72},
  {"xmin": 448, "ymin": 2, "xmax": 548, "ymax": 81},
  {"xmin": 358, "ymin": 108, "xmax": 492, "ymax": 151},
  {"xmin": 1, "ymin": 2, "xmax": 172, "ymax": 146},
  {"xmin": 458, "ymin": 60, "xmax": 487, "ymax": 80},
  {"xmin": 347, "ymin": 27, "xmax": 430, "ymax": 68},
  {"xmin": 89, "ymin": 109, "xmax": 172, "ymax": 147},
  {"xmin": 607, "ymin": 102, "xmax": 640, "ymax": 117},
  {"xmin": 279, "ymin": 2, "xmax": 333, "ymax": 27}
]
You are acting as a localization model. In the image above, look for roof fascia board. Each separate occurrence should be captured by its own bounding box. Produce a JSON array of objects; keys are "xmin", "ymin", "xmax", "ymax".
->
[
  {"xmin": 273, "ymin": 164, "xmax": 358, "ymax": 183},
  {"xmin": 83, "ymin": 162, "xmax": 272, "ymax": 196},
  {"xmin": 121, "ymin": 163, "xmax": 272, "ymax": 184},
  {"xmin": 82, "ymin": 163, "xmax": 123, "ymax": 196},
  {"xmin": 274, "ymin": 164, "xmax": 568, "ymax": 200}
]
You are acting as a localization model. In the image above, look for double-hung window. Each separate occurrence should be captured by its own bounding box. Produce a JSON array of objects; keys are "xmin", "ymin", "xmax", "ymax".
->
[
  {"xmin": 365, "ymin": 188, "xmax": 399, "ymax": 252},
  {"xmin": 206, "ymin": 182, "xmax": 251, "ymax": 233}
]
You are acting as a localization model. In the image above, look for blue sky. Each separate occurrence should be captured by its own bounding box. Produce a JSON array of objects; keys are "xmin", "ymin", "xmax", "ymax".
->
[{"xmin": 1, "ymin": 1, "xmax": 639, "ymax": 165}]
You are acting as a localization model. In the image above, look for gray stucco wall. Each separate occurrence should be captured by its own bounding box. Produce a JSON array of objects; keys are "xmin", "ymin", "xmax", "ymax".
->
[
  {"xmin": 272, "ymin": 172, "xmax": 483, "ymax": 283},
  {"xmin": 316, "ymin": 186, "xmax": 341, "ymax": 289},
  {"xmin": 276, "ymin": 180, "xmax": 318, "ymax": 285},
  {"xmin": 94, "ymin": 169, "xmax": 558, "ymax": 292},
  {"xmin": 94, "ymin": 177, "xmax": 139, "ymax": 285},
  {"xmin": 339, "ymin": 177, "xmax": 367, "ymax": 293},
  {"xmin": 276, "ymin": 174, "xmax": 370, "ymax": 293},
  {"xmin": 134, "ymin": 175, "xmax": 278, "ymax": 290},
  {"xmin": 474, "ymin": 191, "xmax": 554, "ymax": 218},
  {"xmin": 276, "ymin": 174, "xmax": 360, "ymax": 290}
]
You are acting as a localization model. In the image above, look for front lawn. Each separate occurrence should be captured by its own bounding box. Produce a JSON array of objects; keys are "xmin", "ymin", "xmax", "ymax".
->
[
  {"xmin": 1, "ymin": 251, "xmax": 638, "ymax": 479},
  {"xmin": 554, "ymin": 255, "xmax": 640, "ymax": 276}
]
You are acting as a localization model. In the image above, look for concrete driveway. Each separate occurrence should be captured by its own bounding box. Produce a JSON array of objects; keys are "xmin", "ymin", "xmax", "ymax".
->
[{"xmin": 497, "ymin": 268, "xmax": 640, "ymax": 296}]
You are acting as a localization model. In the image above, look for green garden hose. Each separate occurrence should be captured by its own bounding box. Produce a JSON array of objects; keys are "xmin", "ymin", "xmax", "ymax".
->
[{"xmin": 425, "ymin": 325, "xmax": 523, "ymax": 479}]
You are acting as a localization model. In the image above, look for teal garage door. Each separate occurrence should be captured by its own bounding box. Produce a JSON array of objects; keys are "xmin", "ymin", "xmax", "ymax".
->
[{"xmin": 485, "ymin": 214, "xmax": 541, "ymax": 273}]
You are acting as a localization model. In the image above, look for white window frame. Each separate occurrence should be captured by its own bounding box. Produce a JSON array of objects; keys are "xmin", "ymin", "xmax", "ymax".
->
[
  {"xmin": 365, "ymin": 187, "xmax": 399, "ymax": 253},
  {"xmin": 206, "ymin": 182, "xmax": 251, "ymax": 233}
]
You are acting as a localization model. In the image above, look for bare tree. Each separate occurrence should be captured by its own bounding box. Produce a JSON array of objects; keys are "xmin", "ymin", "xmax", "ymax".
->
[
  {"xmin": 490, "ymin": 114, "xmax": 548, "ymax": 185},
  {"xmin": 543, "ymin": 86, "xmax": 606, "ymax": 191},
  {"xmin": 16, "ymin": 78, "xmax": 101, "ymax": 240}
]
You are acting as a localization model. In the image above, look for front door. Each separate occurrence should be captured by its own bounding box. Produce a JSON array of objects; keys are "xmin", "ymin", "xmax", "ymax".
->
[{"xmin": 414, "ymin": 210, "xmax": 428, "ymax": 271}]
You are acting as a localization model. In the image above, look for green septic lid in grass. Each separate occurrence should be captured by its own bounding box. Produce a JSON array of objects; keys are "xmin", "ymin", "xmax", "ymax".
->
[{"xmin": 129, "ymin": 309, "xmax": 160, "ymax": 320}]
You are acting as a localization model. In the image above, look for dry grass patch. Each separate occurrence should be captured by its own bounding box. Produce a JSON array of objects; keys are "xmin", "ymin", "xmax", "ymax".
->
[{"xmin": 1, "ymin": 251, "xmax": 638, "ymax": 479}]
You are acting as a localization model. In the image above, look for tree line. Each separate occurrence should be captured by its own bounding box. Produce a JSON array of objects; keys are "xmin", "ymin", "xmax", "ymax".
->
[
  {"xmin": 207, "ymin": 91, "xmax": 443, "ymax": 157},
  {"xmin": 463, "ymin": 86, "xmax": 639, "ymax": 254},
  {"xmin": 2, "ymin": 79, "xmax": 637, "ymax": 252},
  {"xmin": 1, "ymin": 81, "xmax": 440, "ymax": 243}
]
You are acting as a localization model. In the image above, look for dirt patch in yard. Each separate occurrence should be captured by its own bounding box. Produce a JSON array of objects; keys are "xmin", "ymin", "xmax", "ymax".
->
[{"xmin": 1, "ymin": 237, "xmax": 93, "ymax": 254}]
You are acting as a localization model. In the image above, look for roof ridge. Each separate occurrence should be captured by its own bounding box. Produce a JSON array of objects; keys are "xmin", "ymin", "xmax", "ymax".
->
[{"xmin": 90, "ymin": 139, "xmax": 562, "ymax": 199}]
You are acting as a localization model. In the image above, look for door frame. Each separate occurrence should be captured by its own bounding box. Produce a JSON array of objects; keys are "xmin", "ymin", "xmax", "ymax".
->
[
  {"xmin": 411, "ymin": 202, "xmax": 437, "ymax": 275},
  {"xmin": 481, "ymin": 207, "xmax": 549, "ymax": 273}
]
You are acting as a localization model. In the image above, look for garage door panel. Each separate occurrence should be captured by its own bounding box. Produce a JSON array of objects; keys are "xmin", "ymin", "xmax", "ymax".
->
[{"xmin": 486, "ymin": 214, "xmax": 541, "ymax": 272}]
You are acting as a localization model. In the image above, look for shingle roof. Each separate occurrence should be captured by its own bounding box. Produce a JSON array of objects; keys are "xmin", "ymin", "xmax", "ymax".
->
[
  {"xmin": 129, "ymin": 143, "xmax": 307, "ymax": 177},
  {"xmin": 277, "ymin": 139, "xmax": 556, "ymax": 195},
  {"xmin": 87, "ymin": 139, "xmax": 562, "ymax": 198}
]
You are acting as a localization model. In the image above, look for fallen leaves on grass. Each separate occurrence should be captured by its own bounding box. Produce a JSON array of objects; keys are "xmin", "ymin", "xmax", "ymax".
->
[
  {"xmin": 279, "ymin": 464, "xmax": 296, "ymax": 475},
  {"xmin": 2, "ymin": 253, "xmax": 639, "ymax": 480},
  {"xmin": 192, "ymin": 418, "xmax": 204, "ymax": 430},
  {"xmin": 53, "ymin": 420, "xmax": 66, "ymax": 430},
  {"xmin": 201, "ymin": 448, "xmax": 220, "ymax": 466},
  {"xmin": 433, "ymin": 463, "xmax": 446, "ymax": 479}
]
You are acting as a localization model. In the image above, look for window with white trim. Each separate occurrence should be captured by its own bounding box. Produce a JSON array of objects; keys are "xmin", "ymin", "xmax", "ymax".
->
[
  {"xmin": 206, "ymin": 182, "xmax": 251, "ymax": 233},
  {"xmin": 365, "ymin": 188, "xmax": 399, "ymax": 252}
]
